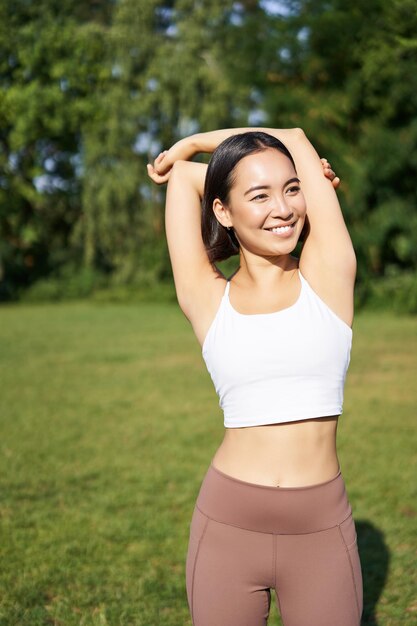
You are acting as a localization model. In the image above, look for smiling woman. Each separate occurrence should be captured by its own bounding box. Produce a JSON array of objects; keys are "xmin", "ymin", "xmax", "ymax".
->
[
  {"xmin": 207, "ymin": 135, "xmax": 307, "ymax": 263},
  {"xmin": 146, "ymin": 127, "xmax": 360, "ymax": 626},
  {"xmin": 200, "ymin": 132, "xmax": 309, "ymax": 264}
]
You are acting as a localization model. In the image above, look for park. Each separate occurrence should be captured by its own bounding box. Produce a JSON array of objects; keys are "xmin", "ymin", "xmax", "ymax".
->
[{"xmin": 1, "ymin": 1, "xmax": 416, "ymax": 624}]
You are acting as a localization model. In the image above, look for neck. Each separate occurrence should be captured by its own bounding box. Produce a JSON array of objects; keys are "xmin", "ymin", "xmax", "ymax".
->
[{"xmin": 235, "ymin": 251, "xmax": 298, "ymax": 287}]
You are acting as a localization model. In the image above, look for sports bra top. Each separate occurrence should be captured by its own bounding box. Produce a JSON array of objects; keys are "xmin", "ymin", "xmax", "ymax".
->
[{"xmin": 202, "ymin": 269, "xmax": 353, "ymax": 428}]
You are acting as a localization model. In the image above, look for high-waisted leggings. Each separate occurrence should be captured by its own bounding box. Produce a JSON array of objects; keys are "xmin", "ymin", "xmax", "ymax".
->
[{"xmin": 186, "ymin": 462, "xmax": 363, "ymax": 626}]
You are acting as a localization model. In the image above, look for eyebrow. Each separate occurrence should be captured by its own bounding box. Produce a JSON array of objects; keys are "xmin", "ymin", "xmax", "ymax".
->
[{"xmin": 244, "ymin": 177, "xmax": 301, "ymax": 196}]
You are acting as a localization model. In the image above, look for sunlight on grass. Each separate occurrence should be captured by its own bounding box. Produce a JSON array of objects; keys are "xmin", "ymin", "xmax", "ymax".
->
[{"xmin": 0, "ymin": 302, "xmax": 416, "ymax": 625}]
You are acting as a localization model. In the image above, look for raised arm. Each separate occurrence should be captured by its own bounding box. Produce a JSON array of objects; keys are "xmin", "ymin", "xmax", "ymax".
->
[
  {"xmin": 260, "ymin": 128, "xmax": 356, "ymax": 325},
  {"xmin": 147, "ymin": 158, "xmax": 224, "ymax": 320},
  {"xmin": 261, "ymin": 129, "xmax": 356, "ymax": 325}
]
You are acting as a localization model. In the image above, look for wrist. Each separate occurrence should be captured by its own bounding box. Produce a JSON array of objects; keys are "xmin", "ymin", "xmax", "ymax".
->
[{"xmin": 173, "ymin": 136, "xmax": 198, "ymax": 159}]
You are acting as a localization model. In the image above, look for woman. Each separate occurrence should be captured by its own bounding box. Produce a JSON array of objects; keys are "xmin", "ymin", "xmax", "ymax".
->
[{"xmin": 146, "ymin": 127, "xmax": 362, "ymax": 626}]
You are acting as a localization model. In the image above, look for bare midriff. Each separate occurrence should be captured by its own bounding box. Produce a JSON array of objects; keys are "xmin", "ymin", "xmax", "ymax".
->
[{"xmin": 211, "ymin": 415, "xmax": 340, "ymax": 488}]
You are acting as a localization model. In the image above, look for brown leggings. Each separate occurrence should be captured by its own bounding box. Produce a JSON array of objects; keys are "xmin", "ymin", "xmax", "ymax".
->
[{"xmin": 186, "ymin": 462, "xmax": 363, "ymax": 626}]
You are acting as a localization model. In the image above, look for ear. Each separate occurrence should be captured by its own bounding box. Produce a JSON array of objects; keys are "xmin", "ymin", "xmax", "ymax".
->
[{"xmin": 212, "ymin": 198, "xmax": 232, "ymax": 229}]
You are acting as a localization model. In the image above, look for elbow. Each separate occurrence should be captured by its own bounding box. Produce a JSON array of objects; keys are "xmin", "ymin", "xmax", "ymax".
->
[{"xmin": 292, "ymin": 127, "xmax": 307, "ymax": 141}]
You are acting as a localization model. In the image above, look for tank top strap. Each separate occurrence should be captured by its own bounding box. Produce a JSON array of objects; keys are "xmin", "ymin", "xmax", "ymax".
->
[{"xmin": 298, "ymin": 269, "xmax": 313, "ymax": 299}]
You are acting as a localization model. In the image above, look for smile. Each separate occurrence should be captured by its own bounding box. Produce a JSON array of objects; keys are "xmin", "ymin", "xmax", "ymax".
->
[{"xmin": 265, "ymin": 223, "xmax": 296, "ymax": 236}]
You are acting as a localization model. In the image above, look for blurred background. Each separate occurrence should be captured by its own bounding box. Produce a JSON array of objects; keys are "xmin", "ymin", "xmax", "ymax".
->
[{"xmin": 1, "ymin": 0, "xmax": 417, "ymax": 310}]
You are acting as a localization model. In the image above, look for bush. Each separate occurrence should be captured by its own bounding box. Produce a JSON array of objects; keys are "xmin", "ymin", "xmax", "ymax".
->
[
  {"xmin": 19, "ymin": 264, "xmax": 178, "ymax": 305},
  {"xmin": 91, "ymin": 280, "xmax": 177, "ymax": 304},
  {"xmin": 356, "ymin": 271, "xmax": 417, "ymax": 315},
  {"xmin": 20, "ymin": 266, "xmax": 104, "ymax": 303}
]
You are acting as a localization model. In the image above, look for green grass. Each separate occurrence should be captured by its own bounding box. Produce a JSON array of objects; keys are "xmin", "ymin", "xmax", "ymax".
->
[{"xmin": 0, "ymin": 301, "xmax": 416, "ymax": 625}]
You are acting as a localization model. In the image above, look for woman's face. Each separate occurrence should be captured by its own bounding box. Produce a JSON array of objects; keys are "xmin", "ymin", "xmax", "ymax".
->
[{"xmin": 216, "ymin": 148, "xmax": 307, "ymax": 257}]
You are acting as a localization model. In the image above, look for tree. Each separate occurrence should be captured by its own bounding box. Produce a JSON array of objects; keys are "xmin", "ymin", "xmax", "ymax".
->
[
  {"xmin": 261, "ymin": 0, "xmax": 417, "ymax": 290},
  {"xmin": 0, "ymin": 0, "xmax": 112, "ymax": 299},
  {"xmin": 1, "ymin": 0, "xmax": 416, "ymax": 307},
  {"xmin": 78, "ymin": 0, "xmax": 277, "ymax": 286}
]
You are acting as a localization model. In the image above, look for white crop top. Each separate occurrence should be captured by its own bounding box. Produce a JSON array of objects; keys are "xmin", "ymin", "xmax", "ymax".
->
[{"xmin": 202, "ymin": 269, "xmax": 352, "ymax": 428}]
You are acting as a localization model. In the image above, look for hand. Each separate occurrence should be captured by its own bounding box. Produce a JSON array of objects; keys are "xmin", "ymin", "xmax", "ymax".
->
[
  {"xmin": 321, "ymin": 158, "xmax": 340, "ymax": 189},
  {"xmin": 146, "ymin": 151, "xmax": 171, "ymax": 185}
]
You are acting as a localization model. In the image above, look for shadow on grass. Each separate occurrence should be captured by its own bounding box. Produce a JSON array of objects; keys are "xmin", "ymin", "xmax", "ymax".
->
[{"xmin": 357, "ymin": 520, "xmax": 390, "ymax": 626}]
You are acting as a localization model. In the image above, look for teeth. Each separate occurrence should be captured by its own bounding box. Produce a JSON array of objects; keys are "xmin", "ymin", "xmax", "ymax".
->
[{"xmin": 269, "ymin": 225, "xmax": 293, "ymax": 233}]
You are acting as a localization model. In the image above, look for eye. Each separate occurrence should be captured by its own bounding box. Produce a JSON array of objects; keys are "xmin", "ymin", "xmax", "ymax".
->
[
  {"xmin": 251, "ymin": 193, "xmax": 268, "ymax": 201},
  {"xmin": 286, "ymin": 185, "xmax": 301, "ymax": 195}
]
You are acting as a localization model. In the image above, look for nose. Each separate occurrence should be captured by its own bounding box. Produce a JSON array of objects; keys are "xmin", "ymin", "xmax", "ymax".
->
[{"xmin": 269, "ymin": 197, "xmax": 294, "ymax": 222}]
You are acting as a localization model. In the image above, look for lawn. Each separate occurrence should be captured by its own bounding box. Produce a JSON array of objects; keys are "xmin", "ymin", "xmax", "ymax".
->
[{"xmin": 0, "ymin": 300, "xmax": 416, "ymax": 625}]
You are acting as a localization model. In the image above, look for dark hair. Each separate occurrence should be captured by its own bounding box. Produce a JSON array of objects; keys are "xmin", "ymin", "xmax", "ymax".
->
[{"xmin": 202, "ymin": 131, "xmax": 308, "ymax": 263}]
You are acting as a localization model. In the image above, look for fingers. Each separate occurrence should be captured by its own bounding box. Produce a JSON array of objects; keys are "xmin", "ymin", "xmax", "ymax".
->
[
  {"xmin": 321, "ymin": 158, "xmax": 333, "ymax": 174},
  {"xmin": 321, "ymin": 157, "xmax": 340, "ymax": 187},
  {"xmin": 155, "ymin": 150, "xmax": 168, "ymax": 163},
  {"xmin": 146, "ymin": 161, "xmax": 170, "ymax": 185},
  {"xmin": 146, "ymin": 163, "xmax": 158, "ymax": 183},
  {"xmin": 146, "ymin": 149, "xmax": 171, "ymax": 184},
  {"xmin": 154, "ymin": 150, "xmax": 169, "ymax": 174}
]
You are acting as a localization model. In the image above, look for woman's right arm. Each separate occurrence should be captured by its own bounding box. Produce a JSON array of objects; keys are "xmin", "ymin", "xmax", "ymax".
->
[
  {"xmin": 147, "ymin": 158, "xmax": 223, "ymax": 319},
  {"xmin": 154, "ymin": 130, "xmax": 269, "ymax": 172}
]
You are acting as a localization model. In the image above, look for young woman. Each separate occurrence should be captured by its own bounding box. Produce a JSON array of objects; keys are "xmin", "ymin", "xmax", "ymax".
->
[{"xmin": 147, "ymin": 127, "xmax": 362, "ymax": 626}]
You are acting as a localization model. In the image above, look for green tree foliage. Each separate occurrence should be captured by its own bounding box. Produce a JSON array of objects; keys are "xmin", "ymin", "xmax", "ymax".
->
[
  {"xmin": 65, "ymin": 0, "xmax": 281, "ymax": 288},
  {"xmin": 0, "ymin": 0, "xmax": 113, "ymax": 299},
  {"xmin": 262, "ymin": 0, "xmax": 417, "ymax": 292},
  {"xmin": 0, "ymin": 0, "xmax": 416, "ymax": 308}
]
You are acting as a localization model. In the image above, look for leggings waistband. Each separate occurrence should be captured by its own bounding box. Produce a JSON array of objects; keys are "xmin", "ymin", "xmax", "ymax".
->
[{"xmin": 195, "ymin": 462, "xmax": 352, "ymax": 535}]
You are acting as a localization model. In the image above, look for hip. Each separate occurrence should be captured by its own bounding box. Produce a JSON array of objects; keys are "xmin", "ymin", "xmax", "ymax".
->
[{"xmin": 194, "ymin": 460, "xmax": 352, "ymax": 535}]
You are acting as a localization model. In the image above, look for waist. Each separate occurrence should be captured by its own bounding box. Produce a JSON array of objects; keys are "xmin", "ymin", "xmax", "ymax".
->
[
  {"xmin": 196, "ymin": 462, "xmax": 351, "ymax": 534},
  {"xmin": 212, "ymin": 416, "xmax": 339, "ymax": 487}
]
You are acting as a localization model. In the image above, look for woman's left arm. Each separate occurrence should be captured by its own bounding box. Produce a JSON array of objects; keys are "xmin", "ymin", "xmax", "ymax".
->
[
  {"xmin": 260, "ymin": 128, "xmax": 356, "ymax": 326},
  {"xmin": 273, "ymin": 128, "xmax": 356, "ymax": 275}
]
